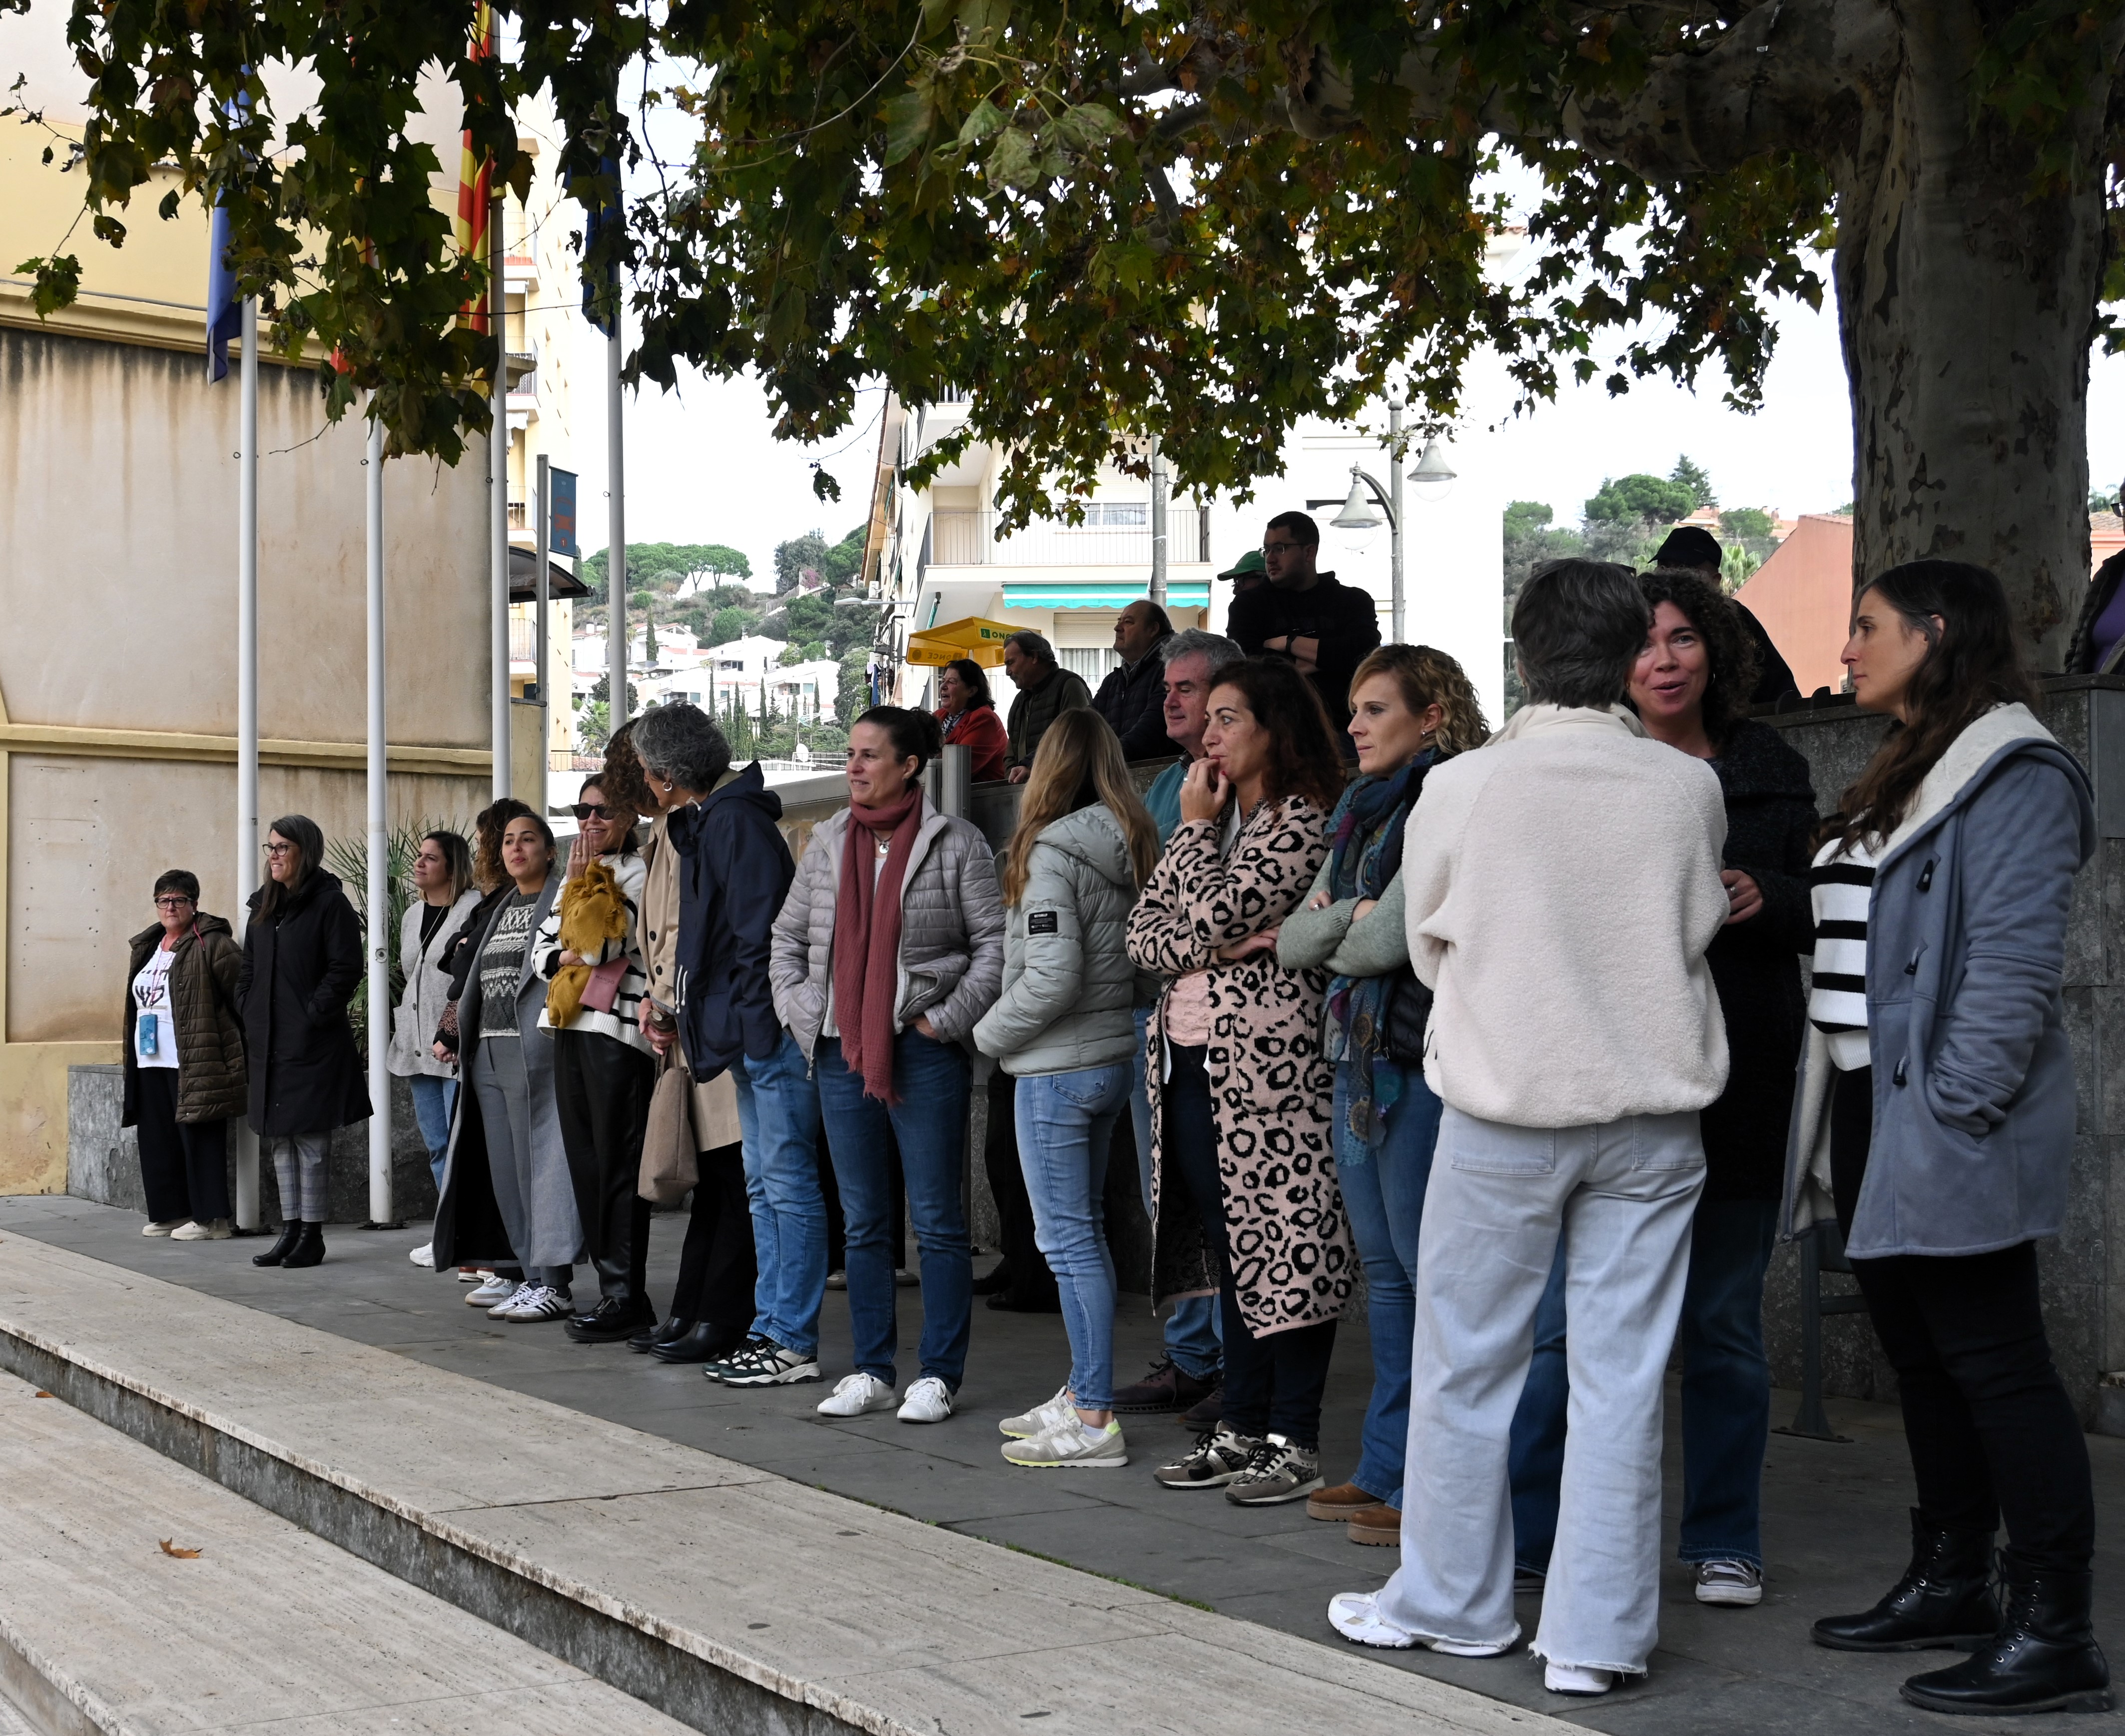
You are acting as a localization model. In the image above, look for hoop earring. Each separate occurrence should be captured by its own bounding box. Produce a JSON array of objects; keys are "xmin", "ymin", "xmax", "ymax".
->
[{"xmin": 661, "ymin": 779, "xmax": 673, "ymax": 792}]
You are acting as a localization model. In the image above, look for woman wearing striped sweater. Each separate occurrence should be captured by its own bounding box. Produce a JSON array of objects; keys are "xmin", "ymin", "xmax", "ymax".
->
[
  {"xmin": 1786, "ymin": 562, "xmax": 2106, "ymax": 1716},
  {"xmin": 535, "ymin": 778, "xmax": 659, "ymax": 1344}
]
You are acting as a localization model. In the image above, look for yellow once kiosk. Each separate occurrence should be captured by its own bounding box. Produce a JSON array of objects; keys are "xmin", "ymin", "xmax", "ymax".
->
[{"xmin": 904, "ymin": 616, "xmax": 1019, "ymax": 669}]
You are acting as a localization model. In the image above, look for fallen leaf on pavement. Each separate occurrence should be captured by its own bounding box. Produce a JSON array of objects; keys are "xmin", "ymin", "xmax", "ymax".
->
[
  {"xmin": 32, "ymin": 1391, "xmax": 51, "ymax": 1399},
  {"xmin": 158, "ymin": 1540, "xmax": 202, "ymax": 1559}
]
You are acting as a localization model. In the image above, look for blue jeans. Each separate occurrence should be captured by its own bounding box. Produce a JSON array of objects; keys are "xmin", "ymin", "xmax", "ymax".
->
[
  {"xmin": 1333, "ymin": 1059, "xmax": 1443, "ymax": 1503},
  {"xmin": 1016, "ymin": 1063, "xmax": 1131, "ymax": 1411},
  {"xmin": 408, "ymin": 1074, "xmax": 458, "ymax": 1195},
  {"xmin": 814, "ymin": 1031, "xmax": 973, "ymax": 1390},
  {"xmin": 1129, "ymin": 1006, "xmax": 1221, "ymax": 1378},
  {"xmin": 1509, "ymin": 1197, "xmax": 1778, "ymax": 1571},
  {"xmin": 731, "ymin": 1034, "xmax": 828, "ymax": 1359}
]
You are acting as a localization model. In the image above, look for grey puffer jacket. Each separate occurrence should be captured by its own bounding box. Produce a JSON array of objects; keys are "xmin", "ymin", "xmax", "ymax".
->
[
  {"xmin": 770, "ymin": 801, "xmax": 1006, "ymax": 1062},
  {"xmin": 974, "ymin": 804, "xmax": 1143, "ymax": 1076}
]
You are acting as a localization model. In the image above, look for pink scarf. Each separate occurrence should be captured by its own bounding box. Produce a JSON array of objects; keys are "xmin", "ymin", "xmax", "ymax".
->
[{"xmin": 834, "ymin": 788, "xmax": 924, "ymax": 1102}]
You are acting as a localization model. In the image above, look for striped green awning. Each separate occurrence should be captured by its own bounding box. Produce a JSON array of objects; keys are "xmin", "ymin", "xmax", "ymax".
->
[{"xmin": 1002, "ymin": 582, "xmax": 1210, "ymax": 610}]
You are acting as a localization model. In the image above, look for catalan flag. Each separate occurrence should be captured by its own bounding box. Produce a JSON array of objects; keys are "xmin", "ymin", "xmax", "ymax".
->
[{"xmin": 455, "ymin": 1, "xmax": 496, "ymax": 335}]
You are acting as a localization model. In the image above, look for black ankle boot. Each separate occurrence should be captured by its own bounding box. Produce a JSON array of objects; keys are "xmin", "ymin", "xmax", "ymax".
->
[
  {"xmin": 281, "ymin": 1222, "xmax": 326, "ymax": 1269},
  {"xmin": 1813, "ymin": 1510, "xmax": 2001, "ymax": 1652},
  {"xmin": 631, "ymin": 1315, "xmax": 692, "ymax": 1354},
  {"xmin": 251, "ymin": 1221, "xmax": 303, "ymax": 1267},
  {"xmin": 652, "ymin": 1321, "xmax": 740, "ymax": 1364},
  {"xmin": 1902, "ymin": 1555, "xmax": 2113, "ymax": 1714}
]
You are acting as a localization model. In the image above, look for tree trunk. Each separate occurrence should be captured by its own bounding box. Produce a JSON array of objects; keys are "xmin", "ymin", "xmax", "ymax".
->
[{"xmin": 1835, "ymin": 43, "xmax": 2109, "ymax": 669}]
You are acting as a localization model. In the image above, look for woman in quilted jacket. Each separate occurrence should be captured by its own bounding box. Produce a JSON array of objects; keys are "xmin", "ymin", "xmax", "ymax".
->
[
  {"xmin": 769, "ymin": 706, "xmax": 1005, "ymax": 1425},
  {"xmin": 974, "ymin": 708, "xmax": 1161, "ymax": 1469},
  {"xmin": 1126, "ymin": 657, "xmax": 1353, "ymax": 1507}
]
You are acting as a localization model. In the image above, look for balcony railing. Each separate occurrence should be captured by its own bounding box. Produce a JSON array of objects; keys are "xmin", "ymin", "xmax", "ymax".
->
[
  {"xmin": 509, "ymin": 617, "xmax": 539, "ymax": 661},
  {"xmin": 926, "ymin": 507, "xmax": 1208, "ymax": 568}
]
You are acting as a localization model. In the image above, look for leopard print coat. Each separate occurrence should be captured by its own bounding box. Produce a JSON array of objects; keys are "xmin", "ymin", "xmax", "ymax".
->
[{"xmin": 1125, "ymin": 796, "xmax": 1353, "ymax": 1337}]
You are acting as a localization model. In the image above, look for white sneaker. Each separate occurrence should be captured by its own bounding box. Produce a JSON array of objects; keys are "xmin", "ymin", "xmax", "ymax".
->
[
  {"xmin": 999, "ymin": 1387, "xmax": 1074, "ymax": 1440},
  {"xmin": 170, "ymin": 1219, "xmax": 231, "ymax": 1241},
  {"xmin": 467, "ymin": 1274, "xmax": 518, "ymax": 1307},
  {"xmin": 487, "ymin": 1281, "xmax": 535, "ymax": 1317},
  {"xmin": 1328, "ymin": 1592, "xmax": 1519, "ymax": 1657},
  {"xmin": 1693, "ymin": 1559, "xmax": 1764, "ymax": 1607},
  {"xmin": 816, "ymin": 1373, "xmax": 897, "ymax": 1417},
  {"xmin": 498, "ymin": 1285, "xmax": 572, "ymax": 1322},
  {"xmin": 409, "ymin": 1242, "xmax": 436, "ymax": 1268},
  {"xmin": 457, "ymin": 1267, "xmax": 487, "ymax": 1284},
  {"xmin": 898, "ymin": 1376, "xmax": 955, "ymax": 1424},
  {"xmin": 1544, "ymin": 1663, "xmax": 1615, "ymax": 1696},
  {"xmin": 1002, "ymin": 1419, "xmax": 1127, "ymax": 1469},
  {"xmin": 142, "ymin": 1220, "xmax": 186, "ymax": 1237}
]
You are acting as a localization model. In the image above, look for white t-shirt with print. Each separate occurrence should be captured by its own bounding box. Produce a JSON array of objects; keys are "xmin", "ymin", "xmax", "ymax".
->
[{"xmin": 132, "ymin": 947, "xmax": 180, "ymax": 1070}]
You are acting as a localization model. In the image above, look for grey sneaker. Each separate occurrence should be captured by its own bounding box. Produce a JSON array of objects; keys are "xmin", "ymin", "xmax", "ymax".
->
[
  {"xmin": 1224, "ymin": 1434, "xmax": 1324, "ymax": 1507},
  {"xmin": 467, "ymin": 1273, "xmax": 518, "ymax": 1307},
  {"xmin": 1694, "ymin": 1559, "xmax": 1764, "ymax": 1607},
  {"xmin": 1003, "ymin": 1419, "xmax": 1128, "ymax": 1469},
  {"xmin": 708, "ymin": 1336, "xmax": 821, "ymax": 1387},
  {"xmin": 1153, "ymin": 1429, "xmax": 1262, "ymax": 1490},
  {"xmin": 999, "ymin": 1387, "xmax": 1074, "ymax": 1440}
]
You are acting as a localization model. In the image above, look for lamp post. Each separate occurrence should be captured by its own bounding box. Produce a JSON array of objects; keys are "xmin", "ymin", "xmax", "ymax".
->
[{"xmin": 1330, "ymin": 399, "xmax": 1456, "ymax": 643}]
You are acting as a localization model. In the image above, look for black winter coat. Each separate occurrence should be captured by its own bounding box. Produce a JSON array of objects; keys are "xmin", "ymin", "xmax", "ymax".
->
[
  {"xmin": 236, "ymin": 869, "xmax": 372, "ymax": 1136},
  {"xmin": 669, "ymin": 763, "xmax": 794, "ymax": 1080},
  {"xmin": 1699, "ymin": 719, "xmax": 1817, "ymax": 1200},
  {"xmin": 1093, "ymin": 644, "xmax": 1176, "ymax": 760}
]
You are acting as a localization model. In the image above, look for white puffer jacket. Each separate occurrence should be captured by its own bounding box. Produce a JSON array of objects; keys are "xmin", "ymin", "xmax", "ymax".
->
[
  {"xmin": 974, "ymin": 804, "xmax": 1143, "ymax": 1076},
  {"xmin": 769, "ymin": 802, "xmax": 1005, "ymax": 1062}
]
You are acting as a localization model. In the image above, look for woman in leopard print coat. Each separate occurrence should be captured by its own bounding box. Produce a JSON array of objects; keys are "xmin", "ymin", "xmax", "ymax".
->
[{"xmin": 1127, "ymin": 658, "xmax": 1354, "ymax": 1501}]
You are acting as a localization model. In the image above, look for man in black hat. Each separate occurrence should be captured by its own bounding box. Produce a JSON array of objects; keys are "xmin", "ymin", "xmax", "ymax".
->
[{"xmin": 1652, "ymin": 525, "xmax": 1800, "ymax": 705}]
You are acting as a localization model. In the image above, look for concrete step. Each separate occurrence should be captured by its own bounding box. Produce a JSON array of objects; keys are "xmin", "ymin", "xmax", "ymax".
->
[
  {"xmin": 0, "ymin": 1232, "xmax": 1563, "ymax": 1736},
  {"xmin": 0, "ymin": 1365, "xmax": 694, "ymax": 1736}
]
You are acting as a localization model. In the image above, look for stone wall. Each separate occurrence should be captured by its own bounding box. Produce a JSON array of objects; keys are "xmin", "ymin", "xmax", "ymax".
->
[{"xmin": 1761, "ymin": 678, "xmax": 2125, "ymax": 1428}]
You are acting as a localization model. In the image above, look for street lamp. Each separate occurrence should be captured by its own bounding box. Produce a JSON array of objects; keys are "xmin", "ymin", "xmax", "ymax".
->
[{"xmin": 1410, "ymin": 437, "xmax": 1457, "ymax": 504}]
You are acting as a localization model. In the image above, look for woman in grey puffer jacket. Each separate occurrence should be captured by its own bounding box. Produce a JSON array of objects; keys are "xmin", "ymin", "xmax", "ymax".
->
[{"xmin": 975, "ymin": 710, "xmax": 1160, "ymax": 1469}]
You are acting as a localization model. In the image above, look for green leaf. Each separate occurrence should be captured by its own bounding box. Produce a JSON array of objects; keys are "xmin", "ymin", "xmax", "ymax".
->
[
  {"xmin": 957, "ymin": 97, "xmax": 1006, "ymax": 148},
  {"xmin": 1053, "ymin": 101, "xmax": 1121, "ymax": 148},
  {"xmin": 984, "ymin": 126, "xmax": 1039, "ymax": 191},
  {"xmin": 14, "ymin": 253, "xmax": 81, "ymax": 317},
  {"xmin": 881, "ymin": 79, "xmax": 937, "ymax": 167}
]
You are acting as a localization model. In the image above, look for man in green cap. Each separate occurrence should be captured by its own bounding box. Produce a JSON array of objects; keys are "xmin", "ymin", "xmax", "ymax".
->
[{"xmin": 1220, "ymin": 548, "xmax": 1269, "ymax": 600}]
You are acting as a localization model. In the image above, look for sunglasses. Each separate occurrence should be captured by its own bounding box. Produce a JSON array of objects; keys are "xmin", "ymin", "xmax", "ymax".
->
[{"xmin": 571, "ymin": 803, "xmax": 628, "ymax": 822}]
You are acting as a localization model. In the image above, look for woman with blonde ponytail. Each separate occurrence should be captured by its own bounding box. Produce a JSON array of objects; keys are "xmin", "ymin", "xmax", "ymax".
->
[{"xmin": 975, "ymin": 708, "xmax": 1159, "ymax": 1469}]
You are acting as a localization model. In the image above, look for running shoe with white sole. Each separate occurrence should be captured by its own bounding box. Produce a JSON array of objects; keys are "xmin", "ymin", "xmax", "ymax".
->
[
  {"xmin": 816, "ymin": 1373, "xmax": 897, "ymax": 1417},
  {"xmin": 709, "ymin": 1337, "xmax": 821, "ymax": 1387},
  {"xmin": 141, "ymin": 1220, "xmax": 186, "ymax": 1237},
  {"xmin": 898, "ymin": 1376, "xmax": 956, "ymax": 1423},
  {"xmin": 1693, "ymin": 1559, "xmax": 1764, "ymax": 1607},
  {"xmin": 1223, "ymin": 1434, "xmax": 1324, "ymax": 1507},
  {"xmin": 1153, "ymin": 1428, "xmax": 1261, "ymax": 1490},
  {"xmin": 467, "ymin": 1273, "xmax": 518, "ymax": 1307},
  {"xmin": 999, "ymin": 1387, "xmax": 1074, "ymax": 1440},
  {"xmin": 1544, "ymin": 1663, "xmax": 1616, "ymax": 1696},
  {"xmin": 408, "ymin": 1242, "xmax": 436, "ymax": 1268},
  {"xmin": 1002, "ymin": 1420, "xmax": 1128, "ymax": 1469},
  {"xmin": 170, "ymin": 1219, "xmax": 232, "ymax": 1241},
  {"xmin": 498, "ymin": 1285, "xmax": 573, "ymax": 1322},
  {"xmin": 1327, "ymin": 1592, "xmax": 1519, "ymax": 1657}
]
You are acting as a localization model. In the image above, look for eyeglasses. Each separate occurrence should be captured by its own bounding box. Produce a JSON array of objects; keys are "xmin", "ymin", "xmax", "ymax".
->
[
  {"xmin": 1262, "ymin": 539, "xmax": 1300, "ymax": 555},
  {"xmin": 264, "ymin": 842, "xmax": 295, "ymax": 857},
  {"xmin": 154, "ymin": 896, "xmax": 194, "ymax": 910},
  {"xmin": 571, "ymin": 803, "xmax": 627, "ymax": 822}
]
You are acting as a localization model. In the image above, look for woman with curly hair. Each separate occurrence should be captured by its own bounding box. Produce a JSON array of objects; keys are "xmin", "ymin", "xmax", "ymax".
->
[
  {"xmin": 1508, "ymin": 567, "xmax": 1818, "ymax": 1613},
  {"xmin": 1278, "ymin": 645, "xmax": 1488, "ymax": 1545},
  {"xmin": 1127, "ymin": 657, "xmax": 1353, "ymax": 1507}
]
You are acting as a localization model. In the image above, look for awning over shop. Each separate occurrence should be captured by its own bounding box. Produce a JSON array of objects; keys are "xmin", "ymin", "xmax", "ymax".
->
[
  {"xmin": 905, "ymin": 616, "xmax": 1019, "ymax": 667},
  {"xmin": 1001, "ymin": 582, "xmax": 1210, "ymax": 610}
]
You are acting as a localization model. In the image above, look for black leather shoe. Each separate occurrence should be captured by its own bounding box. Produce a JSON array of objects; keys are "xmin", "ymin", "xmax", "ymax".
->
[
  {"xmin": 630, "ymin": 1314, "xmax": 692, "ymax": 1354},
  {"xmin": 1813, "ymin": 1510, "xmax": 2001, "ymax": 1652},
  {"xmin": 985, "ymin": 1287, "xmax": 1061, "ymax": 1313},
  {"xmin": 1113, "ymin": 1357, "xmax": 1219, "ymax": 1415},
  {"xmin": 1902, "ymin": 1556, "xmax": 2113, "ymax": 1714},
  {"xmin": 250, "ymin": 1222, "xmax": 303, "ymax": 1267},
  {"xmin": 1178, "ymin": 1383, "xmax": 1224, "ymax": 1431},
  {"xmin": 971, "ymin": 1261, "xmax": 1014, "ymax": 1296},
  {"xmin": 651, "ymin": 1321, "xmax": 742, "ymax": 1364},
  {"xmin": 565, "ymin": 1296, "xmax": 657, "ymax": 1344},
  {"xmin": 280, "ymin": 1222, "xmax": 326, "ymax": 1269}
]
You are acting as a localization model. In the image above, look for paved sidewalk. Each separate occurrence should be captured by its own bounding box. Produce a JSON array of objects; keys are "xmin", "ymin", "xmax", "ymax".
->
[{"xmin": 4, "ymin": 1194, "xmax": 2119, "ymax": 1733}]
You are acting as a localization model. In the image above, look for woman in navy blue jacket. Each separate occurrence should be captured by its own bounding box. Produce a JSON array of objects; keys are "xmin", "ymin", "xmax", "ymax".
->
[{"xmin": 1786, "ymin": 561, "xmax": 2105, "ymax": 1716}]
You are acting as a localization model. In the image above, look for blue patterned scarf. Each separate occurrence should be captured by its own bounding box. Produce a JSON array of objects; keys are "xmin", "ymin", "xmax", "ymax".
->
[{"xmin": 1324, "ymin": 754, "xmax": 1430, "ymax": 1153}]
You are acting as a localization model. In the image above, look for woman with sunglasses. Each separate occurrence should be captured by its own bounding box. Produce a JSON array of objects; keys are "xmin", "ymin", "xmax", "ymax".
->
[
  {"xmin": 533, "ymin": 779, "xmax": 659, "ymax": 1342},
  {"xmin": 122, "ymin": 869, "xmax": 246, "ymax": 1240}
]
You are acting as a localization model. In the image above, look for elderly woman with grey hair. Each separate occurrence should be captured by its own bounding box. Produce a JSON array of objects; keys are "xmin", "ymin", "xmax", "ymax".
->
[
  {"xmin": 1332, "ymin": 560, "xmax": 1729, "ymax": 1697},
  {"xmin": 1001, "ymin": 629, "xmax": 1093, "ymax": 783}
]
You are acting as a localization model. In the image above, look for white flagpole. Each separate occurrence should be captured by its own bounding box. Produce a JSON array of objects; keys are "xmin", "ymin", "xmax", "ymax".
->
[
  {"xmin": 490, "ymin": 193, "xmax": 511, "ymax": 799},
  {"xmin": 366, "ymin": 407, "xmax": 393, "ymax": 1226},
  {"xmin": 233, "ymin": 296, "xmax": 262, "ymax": 1231},
  {"xmin": 607, "ymin": 316, "xmax": 626, "ymax": 731},
  {"xmin": 535, "ymin": 453, "xmax": 551, "ymax": 809}
]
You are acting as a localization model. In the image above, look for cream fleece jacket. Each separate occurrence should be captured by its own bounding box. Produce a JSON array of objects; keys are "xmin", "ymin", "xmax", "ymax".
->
[{"xmin": 1404, "ymin": 704, "xmax": 1731, "ymax": 1128}]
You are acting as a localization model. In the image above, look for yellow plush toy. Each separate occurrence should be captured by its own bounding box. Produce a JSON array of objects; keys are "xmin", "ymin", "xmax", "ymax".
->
[{"xmin": 544, "ymin": 859, "xmax": 629, "ymax": 1028}]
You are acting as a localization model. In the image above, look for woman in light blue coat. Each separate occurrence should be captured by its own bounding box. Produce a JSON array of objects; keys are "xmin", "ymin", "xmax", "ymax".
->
[
  {"xmin": 975, "ymin": 709, "xmax": 1160, "ymax": 1469},
  {"xmin": 1787, "ymin": 561, "xmax": 2105, "ymax": 1716}
]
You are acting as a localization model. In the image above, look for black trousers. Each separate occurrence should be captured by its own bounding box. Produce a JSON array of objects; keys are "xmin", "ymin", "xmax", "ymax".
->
[
  {"xmin": 671, "ymin": 1140, "xmax": 756, "ymax": 1339},
  {"xmin": 1832, "ymin": 1065, "xmax": 2095, "ymax": 1571},
  {"xmin": 983, "ymin": 1064, "xmax": 1058, "ymax": 1300},
  {"xmin": 554, "ymin": 1029, "xmax": 657, "ymax": 1306},
  {"xmin": 1162, "ymin": 1044, "xmax": 1336, "ymax": 1448},
  {"xmin": 134, "ymin": 1069, "xmax": 231, "ymax": 1225}
]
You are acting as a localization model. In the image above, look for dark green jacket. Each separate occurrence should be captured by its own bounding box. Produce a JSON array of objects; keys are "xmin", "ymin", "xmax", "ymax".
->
[
  {"xmin": 1005, "ymin": 667, "xmax": 1092, "ymax": 770},
  {"xmin": 121, "ymin": 914, "xmax": 247, "ymax": 1126}
]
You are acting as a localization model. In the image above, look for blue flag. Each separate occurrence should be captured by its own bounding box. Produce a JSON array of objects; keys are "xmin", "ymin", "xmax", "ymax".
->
[
  {"xmin": 582, "ymin": 154, "xmax": 621, "ymax": 336},
  {"xmin": 206, "ymin": 198, "xmax": 241, "ymax": 381}
]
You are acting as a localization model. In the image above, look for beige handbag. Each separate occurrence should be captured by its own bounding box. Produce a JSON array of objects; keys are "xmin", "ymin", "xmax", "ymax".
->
[{"xmin": 638, "ymin": 1052, "xmax": 700, "ymax": 1205}]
